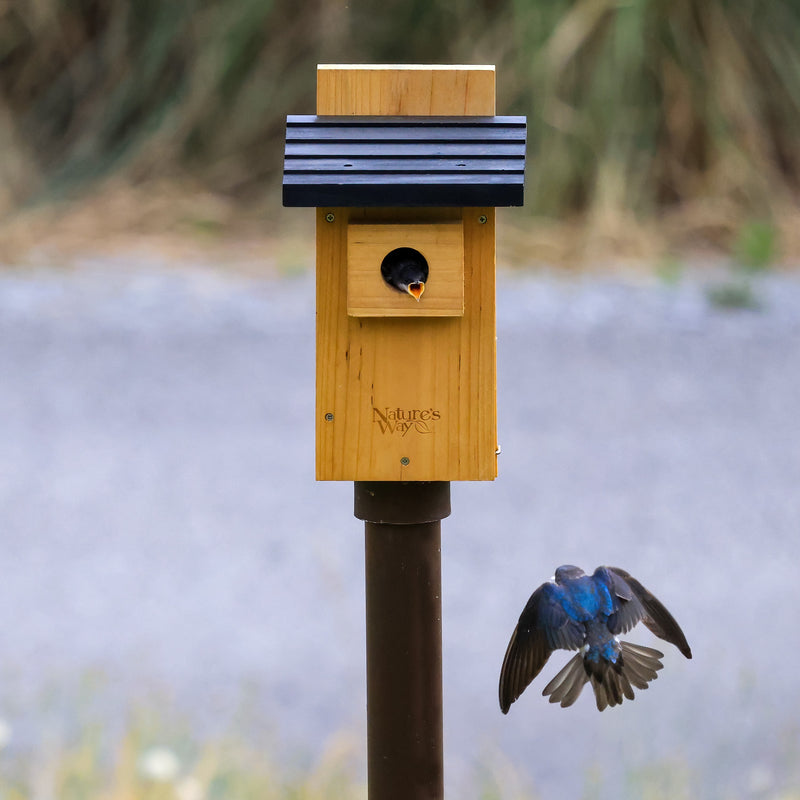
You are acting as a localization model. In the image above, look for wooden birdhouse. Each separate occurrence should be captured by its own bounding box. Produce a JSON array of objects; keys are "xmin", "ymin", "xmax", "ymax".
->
[{"xmin": 283, "ymin": 65, "xmax": 526, "ymax": 481}]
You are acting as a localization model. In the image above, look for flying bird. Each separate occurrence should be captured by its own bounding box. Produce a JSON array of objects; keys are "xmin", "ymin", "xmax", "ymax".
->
[
  {"xmin": 499, "ymin": 565, "xmax": 691, "ymax": 713},
  {"xmin": 380, "ymin": 247, "xmax": 428, "ymax": 301}
]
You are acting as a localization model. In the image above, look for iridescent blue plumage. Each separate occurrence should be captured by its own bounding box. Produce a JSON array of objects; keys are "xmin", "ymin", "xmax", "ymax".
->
[{"xmin": 499, "ymin": 565, "xmax": 691, "ymax": 712}]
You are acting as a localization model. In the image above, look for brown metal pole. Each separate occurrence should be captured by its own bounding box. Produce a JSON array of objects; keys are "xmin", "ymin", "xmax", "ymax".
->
[{"xmin": 355, "ymin": 481, "xmax": 451, "ymax": 800}]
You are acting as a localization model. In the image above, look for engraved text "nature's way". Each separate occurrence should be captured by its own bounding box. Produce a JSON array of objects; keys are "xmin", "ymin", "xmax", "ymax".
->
[{"xmin": 372, "ymin": 407, "xmax": 441, "ymax": 436}]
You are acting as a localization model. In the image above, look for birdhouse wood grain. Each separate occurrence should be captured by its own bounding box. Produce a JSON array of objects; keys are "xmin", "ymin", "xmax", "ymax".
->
[{"xmin": 283, "ymin": 65, "xmax": 526, "ymax": 481}]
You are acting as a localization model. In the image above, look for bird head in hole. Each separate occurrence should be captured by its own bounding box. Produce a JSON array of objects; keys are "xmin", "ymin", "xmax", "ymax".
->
[{"xmin": 381, "ymin": 247, "xmax": 428, "ymax": 302}]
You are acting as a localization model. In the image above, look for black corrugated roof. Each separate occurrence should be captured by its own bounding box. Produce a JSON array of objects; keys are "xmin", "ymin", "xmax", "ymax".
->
[{"xmin": 282, "ymin": 115, "xmax": 526, "ymax": 207}]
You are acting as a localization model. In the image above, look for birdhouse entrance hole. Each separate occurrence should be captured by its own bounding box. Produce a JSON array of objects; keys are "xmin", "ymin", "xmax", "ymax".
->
[{"xmin": 380, "ymin": 247, "xmax": 429, "ymax": 300}]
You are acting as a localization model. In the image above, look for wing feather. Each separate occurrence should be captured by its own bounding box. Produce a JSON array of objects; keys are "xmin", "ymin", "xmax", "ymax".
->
[
  {"xmin": 498, "ymin": 582, "xmax": 584, "ymax": 713},
  {"xmin": 608, "ymin": 567, "xmax": 692, "ymax": 658}
]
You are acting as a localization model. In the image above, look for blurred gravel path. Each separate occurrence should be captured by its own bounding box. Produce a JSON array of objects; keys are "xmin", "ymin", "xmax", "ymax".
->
[{"xmin": 1, "ymin": 259, "xmax": 799, "ymax": 798}]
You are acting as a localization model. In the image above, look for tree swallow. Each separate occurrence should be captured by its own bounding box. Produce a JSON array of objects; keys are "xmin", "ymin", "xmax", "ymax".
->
[
  {"xmin": 499, "ymin": 565, "xmax": 692, "ymax": 712},
  {"xmin": 380, "ymin": 247, "xmax": 428, "ymax": 301}
]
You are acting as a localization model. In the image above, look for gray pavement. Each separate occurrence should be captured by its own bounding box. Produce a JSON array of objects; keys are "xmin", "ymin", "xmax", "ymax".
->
[{"xmin": 1, "ymin": 258, "xmax": 799, "ymax": 798}]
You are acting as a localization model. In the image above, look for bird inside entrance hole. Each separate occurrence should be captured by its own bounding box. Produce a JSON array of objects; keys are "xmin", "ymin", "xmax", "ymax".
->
[
  {"xmin": 499, "ymin": 565, "xmax": 691, "ymax": 713},
  {"xmin": 381, "ymin": 247, "xmax": 428, "ymax": 301}
]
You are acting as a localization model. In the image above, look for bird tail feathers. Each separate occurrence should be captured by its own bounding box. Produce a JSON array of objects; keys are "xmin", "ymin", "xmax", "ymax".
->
[
  {"xmin": 542, "ymin": 641, "xmax": 664, "ymax": 711},
  {"xmin": 541, "ymin": 651, "xmax": 589, "ymax": 708}
]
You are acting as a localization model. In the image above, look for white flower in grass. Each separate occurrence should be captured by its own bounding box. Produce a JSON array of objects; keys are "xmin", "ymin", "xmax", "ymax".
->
[{"xmin": 138, "ymin": 746, "xmax": 181, "ymax": 782}]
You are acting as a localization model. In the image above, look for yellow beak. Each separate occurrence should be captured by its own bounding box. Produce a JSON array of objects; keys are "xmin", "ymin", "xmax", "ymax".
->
[{"xmin": 408, "ymin": 282, "xmax": 425, "ymax": 301}]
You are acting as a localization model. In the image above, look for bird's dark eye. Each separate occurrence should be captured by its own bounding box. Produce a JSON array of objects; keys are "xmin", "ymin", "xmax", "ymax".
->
[{"xmin": 380, "ymin": 247, "xmax": 429, "ymax": 293}]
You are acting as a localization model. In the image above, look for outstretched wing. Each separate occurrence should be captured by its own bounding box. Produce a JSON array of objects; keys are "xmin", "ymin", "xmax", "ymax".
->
[
  {"xmin": 606, "ymin": 566, "xmax": 692, "ymax": 659},
  {"xmin": 499, "ymin": 582, "xmax": 584, "ymax": 714}
]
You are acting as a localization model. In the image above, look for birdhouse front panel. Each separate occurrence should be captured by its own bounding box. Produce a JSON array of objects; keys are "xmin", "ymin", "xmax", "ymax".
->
[{"xmin": 316, "ymin": 204, "xmax": 497, "ymax": 481}]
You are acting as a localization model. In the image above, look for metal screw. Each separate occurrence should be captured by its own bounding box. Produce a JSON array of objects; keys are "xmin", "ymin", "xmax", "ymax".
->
[
  {"xmin": 324, "ymin": 412, "xmax": 334, "ymax": 421},
  {"xmin": 400, "ymin": 457, "xmax": 410, "ymax": 466},
  {"xmin": 325, "ymin": 213, "xmax": 335, "ymax": 223},
  {"xmin": 478, "ymin": 215, "xmax": 488, "ymax": 224}
]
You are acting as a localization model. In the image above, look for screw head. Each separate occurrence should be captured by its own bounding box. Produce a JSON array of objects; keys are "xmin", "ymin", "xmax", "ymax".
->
[
  {"xmin": 400, "ymin": 456, "xmax": 410, "ymax": 466},
  {"xmin": 325, "ymin": 213, "xmax": 335, "ymax": 223},
  {"xmin": 478, "ymin": 215, "xmax": 488, "ymax": 224},
  {"xmin": 324, "ymin": 412, "xmax": 334, "ymax": 421}
]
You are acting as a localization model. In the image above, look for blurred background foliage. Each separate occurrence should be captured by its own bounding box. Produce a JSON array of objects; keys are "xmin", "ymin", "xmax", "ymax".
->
[{"xmin": 1, "ymin": 0, "xmax": 799, "ymax": 257}]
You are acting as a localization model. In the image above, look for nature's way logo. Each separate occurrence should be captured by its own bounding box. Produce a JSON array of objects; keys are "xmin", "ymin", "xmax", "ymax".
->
[{"xmin": 372, "ymin": 406, "xmax": 441, "ymax": 436}]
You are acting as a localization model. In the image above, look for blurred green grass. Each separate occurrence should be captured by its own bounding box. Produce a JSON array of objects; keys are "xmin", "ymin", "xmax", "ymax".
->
[
  {"xmin": 1, "ymin": 1, "xmax": 799, "ymax": 260},
  {"xmin": 0, "ymin": 724, "xmax": 368, "ymax": 800},
  {"xmin": 0, "ymin": 708, "xmax": 798, "ymax": 800}
]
